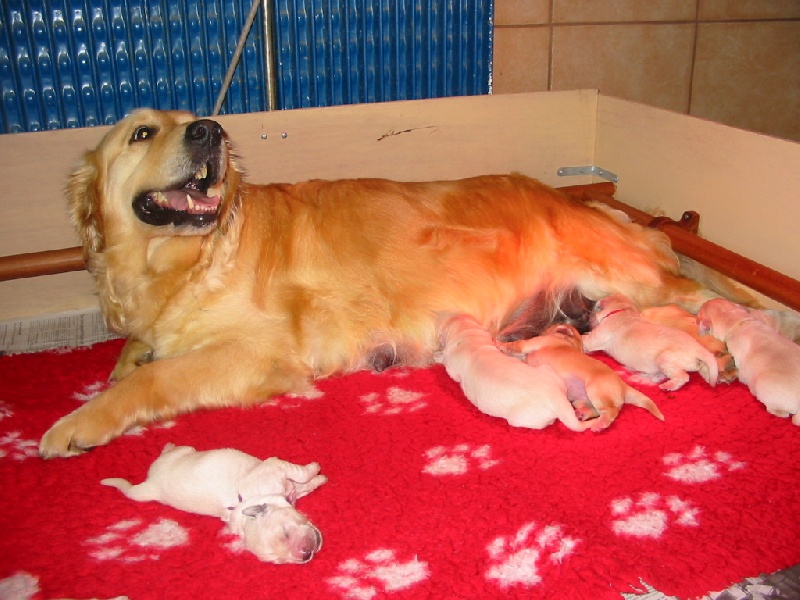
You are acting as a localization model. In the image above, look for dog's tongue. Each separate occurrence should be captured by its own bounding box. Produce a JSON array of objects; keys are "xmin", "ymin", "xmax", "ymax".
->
[{"xmin": 162, "ymin": 189, "xmax": 220, "ymax": 214}]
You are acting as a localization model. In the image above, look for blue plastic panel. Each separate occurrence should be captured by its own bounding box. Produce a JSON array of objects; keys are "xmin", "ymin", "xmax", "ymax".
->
[{"xmin": 0, "ymin": 0, "xmax": 492, "ymax": 133}]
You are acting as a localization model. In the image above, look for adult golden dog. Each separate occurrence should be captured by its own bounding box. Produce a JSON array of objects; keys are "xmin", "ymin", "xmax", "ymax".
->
[{"xmin": 40, "ymin": 109, "xmax": 717, "ymax": 457}]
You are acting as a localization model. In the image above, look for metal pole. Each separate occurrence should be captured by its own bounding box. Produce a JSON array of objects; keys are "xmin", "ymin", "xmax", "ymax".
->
[{"xmin": 263, "ymin": 0, "xmax": 278, "ymax": 111}]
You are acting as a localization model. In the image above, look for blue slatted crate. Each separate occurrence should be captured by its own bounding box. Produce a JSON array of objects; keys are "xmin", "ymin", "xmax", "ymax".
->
[{"xmin": 0, "ymin": 0, "xmax": 492, "ymax": 133}]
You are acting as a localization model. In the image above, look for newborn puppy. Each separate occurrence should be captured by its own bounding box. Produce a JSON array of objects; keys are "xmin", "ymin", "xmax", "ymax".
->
[
  {"xmin": 501, "ymin": 324, "xmax": 663, "ymax": 431},
  {"xmin": 697, "ymin": 298, "xmax": 800, "ymax": 425},
  {"xmin": 582, "ymin": 294, "xmax": 719, "ymax": 391},
  {"xmin": 102, "ymin": 444, "xmax": 326, "ymax": 563},
  {"xmin": 436, "ymin": 314, "xmax": 589, "ymax": 431},
  {"xmin": 641, "ymin": 304, "xmax": 737, "ymax": 382}
]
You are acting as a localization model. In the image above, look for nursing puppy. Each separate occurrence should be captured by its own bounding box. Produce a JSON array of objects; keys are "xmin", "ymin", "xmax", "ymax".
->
[
  {"xmin": 583, "ymin": 294, "xmax": 719, "ymax": 391},
  {"xmin": 500, "ymin": 324, "xmax": 663, "ymax": 431},
  {"xmin": 641, "ymin": 304, "xmax": 737, "ymax": 382},
  {"xmin": 102, "ymin": 444, "xmax": 326, "ymax": 563},
  {"xmin": 41, "ymin": 109, "xmax": 724, "ymax": 457},
  {"xmin": 697, "ymin": 298, "xmax": 800, "ymax": 425},
  {"xmin": 436, "ymin": 314, "xmax": 589, "ymax": 431}
]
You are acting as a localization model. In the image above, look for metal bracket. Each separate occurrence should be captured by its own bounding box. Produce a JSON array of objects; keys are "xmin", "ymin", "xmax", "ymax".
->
[{"xmin": 557, "ymin": 165, "xmax": 619, "ymax": 183}]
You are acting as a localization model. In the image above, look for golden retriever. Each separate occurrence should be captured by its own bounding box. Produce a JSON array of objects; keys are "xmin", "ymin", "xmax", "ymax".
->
[{"xmin": 40, "ymin": 109, "xmax": 720, "ymax": 457}]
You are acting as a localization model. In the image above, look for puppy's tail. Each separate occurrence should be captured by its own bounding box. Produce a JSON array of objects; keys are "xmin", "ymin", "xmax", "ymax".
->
[
  {"xmin": 101, "ymin": 477, "xmax": 156, "ymax": 503},
  {"xmin": 623, "ymin": 387, "xmax": 665, "ymax": 421},
  {"xmin": 101, "ymin": 477, "xmax": 134, "ymax": 493}
]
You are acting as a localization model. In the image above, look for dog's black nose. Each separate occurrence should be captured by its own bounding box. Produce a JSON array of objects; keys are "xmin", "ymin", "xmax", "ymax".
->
[{"xmin": 185, "ymin": 119, "xmax": 223, "ymax": 147}]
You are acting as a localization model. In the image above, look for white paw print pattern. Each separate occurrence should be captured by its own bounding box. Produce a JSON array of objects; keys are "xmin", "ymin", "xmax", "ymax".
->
[
  {"xmin": 663, "ymin": 446, "xmax": 746, "ymax": 483},
  {"xmin": 610, "ymin": 492, "xmax": 699, "ymax": 539},
  {"xmin": 73, "ymin": 380, "xmax": 110, "ymax": 402},
  {"xmin": 360, "ymin": 387, "xmax": 427, "ymax": 415},
  {"xmin": 0, "ymin": 431, "xmax": 39, "ymax": 461},
  {"xmin": 422, "ymin": 444, "xmax": 500, "ymax": 476},
  {"xmin": 85, "ymin": 517, "xmax": 189, "ymax": 562},
  {"xmin": 327, "ymin": 548, "xmax": 430, "ymax": 599},
  {"xmin": 124, "ymin": 420, "xmax": 175, "ymax": 437},
  {"xmin": 276, "ymin": 384, "xmax": 326, "ymax": 409},
  {"xmin": 485, "ymin": 521, "xmax": 579, "ymax": 588},
  {"xmin": 0, "ymin": 571, "xmax": 40, "ymax": 600}
]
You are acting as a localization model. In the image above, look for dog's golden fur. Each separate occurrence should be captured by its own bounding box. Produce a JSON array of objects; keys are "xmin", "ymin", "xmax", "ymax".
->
[{"xmin": 40, "ymin": 109, "xmax": 716, "ymax": 457}]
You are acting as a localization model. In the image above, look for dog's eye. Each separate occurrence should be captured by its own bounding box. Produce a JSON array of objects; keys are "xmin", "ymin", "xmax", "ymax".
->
[{"xmin": 130, "ymin": 126, "xmax": 158, "ymax": 143}]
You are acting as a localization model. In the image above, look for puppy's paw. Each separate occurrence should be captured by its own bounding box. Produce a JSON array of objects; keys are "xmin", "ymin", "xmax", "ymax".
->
[{"xmin": 39, "ymin": 406, "xmax": 119, "ymax": 459}]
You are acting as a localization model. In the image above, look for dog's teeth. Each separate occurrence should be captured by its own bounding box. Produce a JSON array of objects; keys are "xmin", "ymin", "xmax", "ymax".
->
[
  {"xmin": 195, "ymin": 165, "xmax": 208, "ymax": 180},
  {"xmin": 154, "ymin": 191, "xmax": 168, "ymax": 206},
  {"xmin": 186, "ymin": 194, "xmax": 194, "ymax": 210}
]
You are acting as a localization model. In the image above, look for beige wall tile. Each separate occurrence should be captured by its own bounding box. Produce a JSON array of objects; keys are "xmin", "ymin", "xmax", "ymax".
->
[
  {"xmin": 553, "ymin": 0, "xmax": 696, "ymax": 23},
  {"xmin": 551, "ymin": 24, "xmax": 694, "ymax": 112},
  {"xmin": 492, "ymin": 27, "xmax": 550, "ymax": 94},
  {"xmin": 691, "ymin": 22, "xmax": 800, "ymax": 141},
  {"xmin": 495, "ymin": 0, "xmax": 550, "ymax": 26},
  {"xmin": 699, "ymin": 0, "xmax": 800, "ymax": 21}
]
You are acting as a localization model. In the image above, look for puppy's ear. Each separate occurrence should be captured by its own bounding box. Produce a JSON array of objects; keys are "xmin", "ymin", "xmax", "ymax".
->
[
  {"xmin": 66, "ymin": 151, "xmax": 105, "ymax": 269},
  {"xmin": 242, "ymin": 504, "xmax": 269, "ymax": 518},
  {"xmin": 697, "ymin": 318, "xmax": 710, "ymax": 335}
]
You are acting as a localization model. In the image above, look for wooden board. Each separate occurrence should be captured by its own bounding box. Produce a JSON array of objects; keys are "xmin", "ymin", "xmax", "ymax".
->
[{"xmin": 595, "ymin": 95, "xmax": 800, "ymax": 285}]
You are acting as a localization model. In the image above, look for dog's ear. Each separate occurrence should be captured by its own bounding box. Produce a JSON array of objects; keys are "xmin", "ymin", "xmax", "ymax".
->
[
  {"xmin": 242, "ymin": 503, "xmax": 269, "ymax": 518},
  {"xmin": 66, "ymin": 151, "xmax": 105, "ymax": 268}
]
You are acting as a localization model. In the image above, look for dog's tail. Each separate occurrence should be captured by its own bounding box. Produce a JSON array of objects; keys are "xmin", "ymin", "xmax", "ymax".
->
[
  {"xmin": 677, "ymin": 255, "xmax": 759, "ymax": 308},
  {"xmin": 100, "ymin": 477, "xmax": 134, "ymax": 494},
  {"xmin": 101, "ymin": 477, "xmax": 157, "ymax": 503},
  {"xmin": 623, "ymin": 387, "xmax": 665, "ymax": 421}
]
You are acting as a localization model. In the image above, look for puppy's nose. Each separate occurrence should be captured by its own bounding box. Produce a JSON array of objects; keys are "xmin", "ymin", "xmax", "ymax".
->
[{"xmin": 185, "ymin": 119, "xmax": 223, "ymax": 147}]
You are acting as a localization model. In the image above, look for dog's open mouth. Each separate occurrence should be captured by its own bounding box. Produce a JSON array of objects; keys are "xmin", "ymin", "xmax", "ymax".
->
[{"xmin": 132, "ymin": 161, "xmax": 223, "ymax": 229}]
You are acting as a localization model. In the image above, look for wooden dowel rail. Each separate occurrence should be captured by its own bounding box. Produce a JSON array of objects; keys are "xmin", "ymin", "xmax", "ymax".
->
[
  {"xmin": 0, "ymin": 247, "xmax": 85, "ymax": 282},
  {"xmin": 1, "ymin": 182, "xmax": 799, "ymax": 312},
  {"xmin": 581, "ymin": 189, "xmax": 800, "ymax": 312}
]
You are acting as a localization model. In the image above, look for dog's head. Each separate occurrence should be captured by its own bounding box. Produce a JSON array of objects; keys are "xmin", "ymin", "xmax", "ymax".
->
[
  {"xmin": 229, "ymin": 495, "xmax": 323, "ymax": 564},
  {"xmin": 67, "ymin": 109, "xmax": 240, "ymax": 264},
  {"xmin": 696, "ymin": 298, "xmax": 751, "ymax": 339}
]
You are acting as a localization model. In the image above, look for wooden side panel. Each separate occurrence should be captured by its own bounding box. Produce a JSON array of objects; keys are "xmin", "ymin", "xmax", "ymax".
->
[{"xmin": 595, "ymin": 95, "xmax": 800, "ymax": 286}]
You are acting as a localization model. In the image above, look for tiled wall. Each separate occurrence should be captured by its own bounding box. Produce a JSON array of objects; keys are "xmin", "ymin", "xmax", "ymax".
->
[{"xmin": 493, "ymin": 0, "xmax": 800, "ymax": 142}]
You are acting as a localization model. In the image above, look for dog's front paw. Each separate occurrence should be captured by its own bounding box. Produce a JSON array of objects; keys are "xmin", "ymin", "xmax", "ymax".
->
[{"xmin": 39, "ymin": 405, "xmax": 119, "ymax": 459}]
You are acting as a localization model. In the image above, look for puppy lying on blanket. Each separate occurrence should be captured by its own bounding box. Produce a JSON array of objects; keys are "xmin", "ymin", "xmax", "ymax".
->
[
  {"xmin": 583, "ymin": 294, "xmax": 719, "ymax": 391},
  {"xmin": 102, "ymin": 444, "xmax": 326, "ymax": 563},
  {"xmin": 500, "ymin": 324, "xmax": 663, "ymax": 431},
  {"xmin": 436, "ymin": 314, "xmax": 589, "ymax": 431},
  {"xmin": 698, "ymin": 298, "xmax": 800, "ymax": 425}
]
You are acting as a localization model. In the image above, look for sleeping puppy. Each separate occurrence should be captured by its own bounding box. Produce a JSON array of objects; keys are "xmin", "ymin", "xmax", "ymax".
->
[
  {"xmin": 697, "ymin": 298, "xmax": 800, "ymax": 425},
  {"xmin": 436, "ymin": 314, "xmax": 589, "ymax": 431},
  {"xmin": 40, "ymin": 109, "xmax": 724, "ymax": 457},
  {"xmin": 583, "ymin": 294, "xmax": 719, "ymax": 391},
  {"xmin": 641, "ymin": 304, "xmax": 737, "ymax": 382},
  {"xmin": 102, "ymin": 444, "xmax": 326, "ymax": 563},
  {"xmin": 500, "ymin": 324, "xmax": 663, "ymax": 431}
]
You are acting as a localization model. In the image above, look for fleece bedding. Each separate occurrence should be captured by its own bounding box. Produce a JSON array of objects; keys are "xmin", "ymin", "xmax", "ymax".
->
[{"xmin": 0, "ymin": 338, "xmax": 798, "ymax": 600}]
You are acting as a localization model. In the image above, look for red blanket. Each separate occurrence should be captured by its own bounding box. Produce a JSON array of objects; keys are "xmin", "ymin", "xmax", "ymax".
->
[{"xmin": 0, "ymin": 339, "xmax": 798, "ymax": 600}]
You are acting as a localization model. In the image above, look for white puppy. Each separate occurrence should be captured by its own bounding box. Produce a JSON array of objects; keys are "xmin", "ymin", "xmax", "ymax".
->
[
  {"xmin": 500, "ymin": 324, "xmax": 663, "ymax": 431},
  {"xmin": 436, "ymin": 314, "xmax": 589, "ymax": 431},
  {"xmin": 102, "ymin": 444, "xmax": 326, "ymax": 563},
  {"xmin": 582, "ymin": 294, "xmax": 719, "ymax": 391},
  {"xmin": 697, "ymin": 298, "xmax": 800, "ymax": 425}
]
